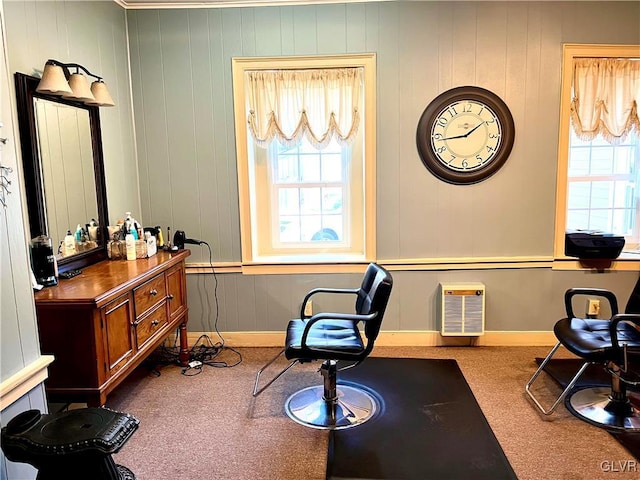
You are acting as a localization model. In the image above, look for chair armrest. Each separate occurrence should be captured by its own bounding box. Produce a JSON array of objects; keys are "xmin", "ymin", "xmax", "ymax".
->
[
  {"xmin": 300, "ymin": 287, "xmax": 360, "ymax": 319},
  {"xmin": 609, "ymin": 313, "xmax": 640, "ymax": 348},
  {"xmin": 300, "ymin": 312, "xmax": 377, "ymax": 350},
  {"xmin": 564, "ymin": 288, "xmax": 619, "ymax": 318}
]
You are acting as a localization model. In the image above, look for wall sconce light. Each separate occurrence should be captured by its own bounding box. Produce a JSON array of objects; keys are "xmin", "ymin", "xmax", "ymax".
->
[{"xmin": 36, "ymin": 59, "xmax": 115, "ymax": 107}]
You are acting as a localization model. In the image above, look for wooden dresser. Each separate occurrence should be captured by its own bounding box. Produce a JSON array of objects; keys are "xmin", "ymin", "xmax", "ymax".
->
[{"xmin": 34, "ymin": 249, "xmax": 190, "ymax": 406}]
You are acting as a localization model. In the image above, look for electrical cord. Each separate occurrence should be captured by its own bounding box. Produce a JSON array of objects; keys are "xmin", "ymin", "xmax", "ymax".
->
[
  {"xmin": 141, "ymin": 242, "xmax": 242, "ymax": 376},
  {"xmin": 180, "ymin": 241, "xmax": 242, "ymax": 375}
]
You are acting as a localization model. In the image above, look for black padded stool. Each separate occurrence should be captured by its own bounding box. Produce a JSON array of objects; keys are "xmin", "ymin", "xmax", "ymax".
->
[{"xmin": 1, "ymin": 407, "xmax": 139, "ymax": 480}]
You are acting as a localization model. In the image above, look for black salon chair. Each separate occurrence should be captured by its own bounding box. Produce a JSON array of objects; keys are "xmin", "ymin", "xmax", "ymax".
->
[
  {"xmin": 526, "ymin": 287, "xmax": 640, "ymax": 432},
  {"xmin": 253, "ymin": 262, "xmax": 393, "ymax": 430}
]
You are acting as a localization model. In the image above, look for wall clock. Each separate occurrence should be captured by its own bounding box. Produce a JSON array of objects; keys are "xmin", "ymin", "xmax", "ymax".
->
[{"xmin": 416, "ymin": 86, "xmax": 515, "ymax": 185}]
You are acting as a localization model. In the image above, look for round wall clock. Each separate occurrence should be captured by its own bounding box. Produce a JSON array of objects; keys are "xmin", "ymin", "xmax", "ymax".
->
[{"xmin": 416, "ymin": 86, "xmax": 515, "ymax": 185}]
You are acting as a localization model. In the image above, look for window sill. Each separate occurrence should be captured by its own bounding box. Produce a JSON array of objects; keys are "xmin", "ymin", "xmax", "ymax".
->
[{"xmin": 552, "ymin": 254, "xmax": 640, "ymax": 271}]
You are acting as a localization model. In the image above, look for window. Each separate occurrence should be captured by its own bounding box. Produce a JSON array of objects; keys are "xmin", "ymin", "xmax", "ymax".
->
[
  {"xmin": 555, "ymin": 45, "xmax": 640, "ymax": 258},
  {"xmin": 232, "ymin": 55, "xmax": 376, "ymax": 266},
  {"xmin": 566, "ymin": 132, "xmax": 639, "ymax": 240}
]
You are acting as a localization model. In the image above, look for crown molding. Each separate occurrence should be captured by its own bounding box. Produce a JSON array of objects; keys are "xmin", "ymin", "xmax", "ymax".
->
[{"xmin": 114, "ymin": 0, "xmax": 381, "ymax": 10}]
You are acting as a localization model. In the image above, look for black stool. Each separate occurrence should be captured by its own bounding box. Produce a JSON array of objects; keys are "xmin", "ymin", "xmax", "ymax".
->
[{"xmin": 1, "ymin": 407, "xmax": 139, "ymax": 480}]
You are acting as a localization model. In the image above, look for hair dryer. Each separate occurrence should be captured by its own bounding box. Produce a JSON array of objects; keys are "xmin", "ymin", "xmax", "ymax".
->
[{"xmin": 173, "ymin": 230, "xmax": 204, "ymax": 249}]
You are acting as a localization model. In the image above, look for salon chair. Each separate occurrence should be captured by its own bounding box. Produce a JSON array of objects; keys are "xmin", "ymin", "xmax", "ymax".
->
[
  {"xmin": 526, "ymin": 287, "xmax": 640, "ymax": 432},
  {"xmin": 253, "ymin": 263, "xmax": 393, "ymax": 430}
]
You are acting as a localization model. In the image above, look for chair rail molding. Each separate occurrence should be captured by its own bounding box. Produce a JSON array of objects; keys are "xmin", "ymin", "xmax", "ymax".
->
[{"xmin": 0, "ymin": 355, "xmax": 55, "ymax": 411}]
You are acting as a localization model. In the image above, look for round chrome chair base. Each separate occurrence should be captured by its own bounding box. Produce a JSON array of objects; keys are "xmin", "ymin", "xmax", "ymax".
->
[
  {"xmin": 566, "ymin": 387, "xmax": 640, "ymax": 432},
  {"xmin": 285, "ymin": 383, "xmax": 380, "ymax": 430}
]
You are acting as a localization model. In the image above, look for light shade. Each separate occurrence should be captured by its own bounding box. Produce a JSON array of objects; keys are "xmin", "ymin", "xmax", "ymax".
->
[
  {"xmin": 63, "ymin": 73, "xmax": 95, "ymax": 102},
  {"xmin": 89, "ymin": 81, "xmax": 115, "ymax": 107},
  {"xmin": 36, "ymin": 64, "xmax": 72, "ymax": 96}
]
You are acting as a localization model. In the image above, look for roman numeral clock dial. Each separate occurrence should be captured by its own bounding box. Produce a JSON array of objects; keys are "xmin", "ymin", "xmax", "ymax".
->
[{"xmin": 416, "ymin": 86, "xmax": 515, "ymax": 185}]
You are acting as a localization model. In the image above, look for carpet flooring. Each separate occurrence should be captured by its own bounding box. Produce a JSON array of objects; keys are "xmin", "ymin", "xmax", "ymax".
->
[
  {"xmin": 327, "ymin": 357, "xmax": 516, "ymax": 480},
  {"xmin": 537, "ymin": 357, "xmax": 640, "ymax": 460}
]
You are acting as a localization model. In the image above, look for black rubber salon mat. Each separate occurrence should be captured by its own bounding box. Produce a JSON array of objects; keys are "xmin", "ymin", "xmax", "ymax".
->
[
  {"xmin": 326, "ymin": 357, "xmax": 517, "ymax": 480},
  {"xmin": 536, "ymin": 357, "xmax": 640, "ymax": 460}
]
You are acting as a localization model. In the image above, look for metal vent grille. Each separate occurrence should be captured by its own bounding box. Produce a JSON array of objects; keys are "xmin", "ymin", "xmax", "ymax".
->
[{"xmin": 438, "ymin": 283, "xmax": 485, "ymax": 336}]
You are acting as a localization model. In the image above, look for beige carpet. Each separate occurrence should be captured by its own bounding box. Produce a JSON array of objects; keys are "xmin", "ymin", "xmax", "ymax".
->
[{"xmin": 105, "ymin": 345, "xmax": 640, "ymax": 480}]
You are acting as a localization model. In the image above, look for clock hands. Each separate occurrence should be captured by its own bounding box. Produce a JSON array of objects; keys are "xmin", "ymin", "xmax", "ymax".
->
[{"xmin": 441, "ymin": 122, "xmax": 484, "ymax": 141}]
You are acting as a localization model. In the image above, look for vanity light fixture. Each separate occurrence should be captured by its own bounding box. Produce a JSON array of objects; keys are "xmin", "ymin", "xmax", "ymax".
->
[{"xmin": 36, "ymin": 59, "xmax": 115, "ymax": 107}]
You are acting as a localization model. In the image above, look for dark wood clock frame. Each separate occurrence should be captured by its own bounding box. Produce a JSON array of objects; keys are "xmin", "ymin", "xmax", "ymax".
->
[{"xmin": 416, "ymin": 86, "xmax": 515, "ymax": 185}]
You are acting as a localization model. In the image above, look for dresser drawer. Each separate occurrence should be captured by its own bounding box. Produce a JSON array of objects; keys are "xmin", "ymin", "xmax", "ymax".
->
[
  {"xmin": 134, "ymin": 301, "xmax": 168, "ymax": 349},
  {"xmin": 134, "ymin": 273, "xmax": 167, "ymax": 317}
]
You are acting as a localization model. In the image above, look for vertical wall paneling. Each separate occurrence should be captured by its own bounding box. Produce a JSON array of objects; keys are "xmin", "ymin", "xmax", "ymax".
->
[
  {"xmin": 4, "ymin": 2, "xmax": 637, "ymax": 336},
  {"xmin": 345, "ymin": 3, "xmax": 366, "ymax": 54},
  {"xmin": 376, "ymin": 2, "xmax": 400, "ymax": 258}
]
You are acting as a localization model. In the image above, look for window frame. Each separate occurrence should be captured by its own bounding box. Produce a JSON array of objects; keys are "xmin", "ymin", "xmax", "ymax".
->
[
  {"xmin": 232, "ymin": 54, "xmax": 377, "ymax": 270},
  {"xmin": 554, "ymin": 44, "xmax": 640, "ymax": 267}
]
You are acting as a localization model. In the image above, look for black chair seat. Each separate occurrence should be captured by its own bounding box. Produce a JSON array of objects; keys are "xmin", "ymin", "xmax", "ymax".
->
[
  {"xmin": 285, "ymin": 318, "xmax": 365, "ymax": 359},
  {"xmin": 554, "ymin": 317, "xmax": 640, "ymax": 363}
]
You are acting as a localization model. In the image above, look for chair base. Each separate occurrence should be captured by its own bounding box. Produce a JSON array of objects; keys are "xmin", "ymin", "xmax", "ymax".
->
[
  {"xmin": 285, "ymin": 383, "xmax": 380, "ymax": 430},
  {"xmin": 566, "ymin": 386, "xmax": 640, "ymax": 432}
]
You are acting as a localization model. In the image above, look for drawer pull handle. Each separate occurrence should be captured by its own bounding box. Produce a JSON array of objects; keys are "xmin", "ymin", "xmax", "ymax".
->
[
  {"xmin": 151, "ymin": 320, "xmax": 159, "ymax": 326},
  {"xmin": 149, "ymin": 289, "xmax": 158, "ymax": 296},
  {"xmin": 168, "ymin": 294, "xmax": 174, "ymax": 300}
]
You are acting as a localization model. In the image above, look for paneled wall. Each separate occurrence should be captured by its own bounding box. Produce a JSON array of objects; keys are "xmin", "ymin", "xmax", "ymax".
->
[
  {"xmin": 1, "ymin": 4, "xmax": 48, "ymax": 479},
  {"xmin": 4, "ymin": 0, "xmax": 139, "ymax": 223},
  {"xmin": 128, "ymin": 1, "xmax": 640, "ymax": 332}
]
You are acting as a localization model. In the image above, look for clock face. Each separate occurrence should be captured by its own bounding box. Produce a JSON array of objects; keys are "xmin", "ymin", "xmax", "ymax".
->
[
  {"xmin": 430, "ymin": 100, "xmax": 502, "ymax": 172},
  {"xmin": 417, "ymin": 87, "xmax": 515, "ymax": 185}
]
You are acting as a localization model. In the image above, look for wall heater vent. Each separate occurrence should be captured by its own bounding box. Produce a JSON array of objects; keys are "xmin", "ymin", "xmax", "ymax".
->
[{"xmin": 438, "ymin": 283, "xmax": 485, "ymax": 336}]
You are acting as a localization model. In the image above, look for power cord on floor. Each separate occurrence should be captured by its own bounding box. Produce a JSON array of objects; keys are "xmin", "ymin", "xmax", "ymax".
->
[{"xmin": 141, "ymin": 242, "xmax": 242, "ymax": 376}]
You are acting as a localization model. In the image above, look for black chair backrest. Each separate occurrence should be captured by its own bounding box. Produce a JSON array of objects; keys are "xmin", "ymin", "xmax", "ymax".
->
[
  {"xmin": 625, "ymin": 275, "xmax": 640, "ymax": 314},
  {"xmin": 355, "ymin": 263, "xmax": 393, "ymax": 348}
]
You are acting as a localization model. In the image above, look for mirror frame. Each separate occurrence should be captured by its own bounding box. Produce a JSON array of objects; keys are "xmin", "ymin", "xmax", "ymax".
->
[{"xmin": 14, "ymin": 72, "xmax": 109, "ymax": 272}]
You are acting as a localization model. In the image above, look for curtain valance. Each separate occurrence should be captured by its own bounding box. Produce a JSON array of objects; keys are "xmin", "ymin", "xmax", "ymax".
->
[
  {"xmin": 571, "ymin": 58, "xmax": 640, "ymax": 143},
  {"xmin": 246, "ymin": 67, "xmax": 362, "ymax": 149}
]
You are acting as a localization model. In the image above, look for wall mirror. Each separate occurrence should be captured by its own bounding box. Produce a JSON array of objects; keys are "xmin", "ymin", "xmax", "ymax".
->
[{"xmin": 14, "ymin": 73, "xmax": 108, "ymax": 272}]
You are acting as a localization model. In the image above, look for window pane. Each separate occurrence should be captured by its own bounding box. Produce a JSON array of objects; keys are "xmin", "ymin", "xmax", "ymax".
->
[
  {"xmin": 590, "ymin": 181, "xmax": 613, "ymax": 209},
  {"xmin": 568, "ymin": 148, "xmax": 590, "ymax": 176},
  {"xmin": 280, "ymin": 215, "xmax": 300, "ymax": 242},
  {"xmin": 300, "ymin": 215, "xmax": 322, "ymax": 241},
  {"xmin": 590, "ymin": 147, "xmax": 614, "ymax": 174},
  {"xmin": 321, "ymin": 154, "xmax": 343, "ymax": 182},
  {"xmin": 320, "ymin": 215, "xmax": 343, "ymax": 241},
  {"xmin": 589, "ymin": 209, "xmax": 611, "ymax": 232},
  {"xmin": 300, "ymin": 188, "xmax": 321, "ymax": 214},
  {"xmin": 279, "ymin": 188, "xmax": 300, "ymax": 215},
  {"xmin": 612, "ymin": 209, "xmax": 633, "ymax": 236},
  {"xmin": 276, "ymin": 155, "xmax": 299, "ymax": 182},
  {"xmin": 567, "ymin": 210, "xmax": 589, "ymax": 230},
  {"xmin": 614, "ymin": 146, "xmax": 634, "ymax": 174},
  {"xmin": 322, "ymin": 187, "xmax": 342, "ymax": 213},
  {"xmin": 568, "ymin": 182, "xmax": 591, "ymax": 209},
  {"xmin": 613, "ymin": 181, "xmax": 633, "ymax": 208},
  {"xmin": 300, "ymin": 157, "xmax": 320, "ymax": 182}
]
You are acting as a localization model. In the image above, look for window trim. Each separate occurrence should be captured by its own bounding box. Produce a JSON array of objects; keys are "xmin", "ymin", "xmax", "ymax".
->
[
  {"xmin": 232, "ymin": 54, "xmax": 377, "ymax": 268},
  {"xmin": 554, "ymin": 44, "xmax": 640, "ymax": 265}
]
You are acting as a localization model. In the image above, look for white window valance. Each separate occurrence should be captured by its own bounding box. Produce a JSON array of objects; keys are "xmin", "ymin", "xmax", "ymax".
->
[
  {"xmin": 246, "ymin": 67, "xmax": 362, "ymax": 149},
  {"xmin": 571, "ymin": 58, "xmax": 640, "ymax": 144}
]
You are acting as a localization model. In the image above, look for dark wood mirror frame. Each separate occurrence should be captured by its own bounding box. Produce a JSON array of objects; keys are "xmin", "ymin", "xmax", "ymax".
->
[{"xmin": 14, "ymin": 72, "xmax": 109, "ymax": 273}]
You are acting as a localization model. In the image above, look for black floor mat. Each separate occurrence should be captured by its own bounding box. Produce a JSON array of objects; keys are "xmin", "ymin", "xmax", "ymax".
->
[
  {"xmin": 536, "ymin": 357, "xmax": 640, "ymax": 460},
  {"xmin": 326, "ymin": 357, "xmax": 517, "ymax": 480}
]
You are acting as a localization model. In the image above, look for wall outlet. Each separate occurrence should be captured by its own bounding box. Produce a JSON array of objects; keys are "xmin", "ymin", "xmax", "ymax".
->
[
  {"xmin": 587, "ymin": 299, "xmax": 600, "ymax": 317},
  {"xmin": 304, "ymin": 300, "xmax": 313, "ymax": 316}
]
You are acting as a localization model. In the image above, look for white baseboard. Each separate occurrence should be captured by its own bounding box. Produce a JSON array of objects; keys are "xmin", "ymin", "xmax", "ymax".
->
[{"xmin": 187, "ymin": 330, "xmax": 557, "ymax": 348}]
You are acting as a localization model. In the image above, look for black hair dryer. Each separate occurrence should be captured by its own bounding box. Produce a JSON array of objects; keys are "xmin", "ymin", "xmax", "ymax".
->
[{"xmin": 173, "ymin": 230, "xmax": 203, "ymax": 249}]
